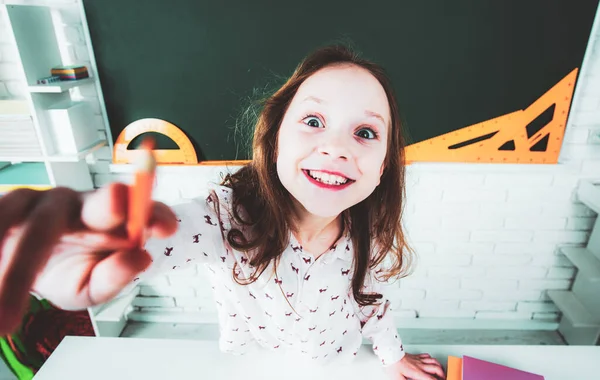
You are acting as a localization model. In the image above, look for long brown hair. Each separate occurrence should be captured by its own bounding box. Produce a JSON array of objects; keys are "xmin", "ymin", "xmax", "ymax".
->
[{"xmin": 222, "ymin": 44, "xmax": 413, "ymax": 306}]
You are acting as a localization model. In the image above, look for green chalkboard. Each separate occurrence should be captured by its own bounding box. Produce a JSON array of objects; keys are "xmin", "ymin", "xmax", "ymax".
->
[{"xmin": 82, "ymin": 0, "xmax": 599, "ymax": 161}]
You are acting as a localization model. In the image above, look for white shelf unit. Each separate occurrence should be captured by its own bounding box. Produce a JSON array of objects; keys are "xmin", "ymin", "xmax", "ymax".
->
[
  {"xmin": 548, "ymin": 180, "xmax": 600, "ymax": 345},
  {"xmin": 0, "ymin": 3, "xmax": 108, "ymax": 194},
  {"xmin": 0, "ymin": 140, "xmax": 105, "ymax": 163},
  {"xmin": 28, "ymin": 77, "xmax": 94, "ymax": 93}
]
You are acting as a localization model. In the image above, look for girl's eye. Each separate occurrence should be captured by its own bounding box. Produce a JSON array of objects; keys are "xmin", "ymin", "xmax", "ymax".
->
[
  {"xmin": 303, "ymin": 116, "xmax": 323, "ymax": 128},
  {"xmin": 356, "ymin": 127, "xmax": 378, "ymax": 140}
]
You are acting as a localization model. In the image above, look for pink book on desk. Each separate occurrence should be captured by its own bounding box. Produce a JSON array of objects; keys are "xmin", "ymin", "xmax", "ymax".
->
[{"xmin": 463, "ymin": 356, "xmax": 544, "ymax": 380}]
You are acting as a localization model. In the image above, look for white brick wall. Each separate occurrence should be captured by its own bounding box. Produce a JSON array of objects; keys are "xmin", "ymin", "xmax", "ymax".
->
[{"xmin": 5, "ymin": 1, "xmax": 595, "ymax": 325}]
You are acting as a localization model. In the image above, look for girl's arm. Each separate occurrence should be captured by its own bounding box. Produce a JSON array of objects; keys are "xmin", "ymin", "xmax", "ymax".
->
[
  {"xmin": 352, "ymin": 274, "xmax": 405, "ymax": 366},
  {"xmin": 360, "ymin": 281, "xmax": 445, "ymax": 379},
  {"xmin": 137, "ymin": 190, "xmax": 227, "ymax": 281}
]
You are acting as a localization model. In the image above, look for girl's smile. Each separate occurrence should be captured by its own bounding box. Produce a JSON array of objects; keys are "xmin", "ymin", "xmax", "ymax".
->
[{"xmin": 302, "ymin": 169, "xmax": 355, "ymax": 190}]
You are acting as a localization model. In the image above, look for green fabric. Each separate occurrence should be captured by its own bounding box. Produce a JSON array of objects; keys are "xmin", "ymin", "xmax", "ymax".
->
[{"xmin": 0, "ymin": 296, "xmax": 56, "ymax": 379}]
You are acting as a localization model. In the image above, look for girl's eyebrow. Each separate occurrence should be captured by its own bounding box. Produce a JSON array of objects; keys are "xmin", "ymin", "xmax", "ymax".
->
[
  {"xmin": 364, "ymin": 110, "xmax": 386, "ymax": 126},
  {"xmin": 302, "ymin": 95, "xmax": 325, "ymax": 104},
  {"xmin": 302, "ymin": 95, "xmax": 386, "ymax": 125}
]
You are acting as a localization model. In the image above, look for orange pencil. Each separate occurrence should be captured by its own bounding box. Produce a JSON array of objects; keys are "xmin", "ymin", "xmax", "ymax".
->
[{"xmin": 127, "ymin": 137, "xmax": 157, "ymax": 248}]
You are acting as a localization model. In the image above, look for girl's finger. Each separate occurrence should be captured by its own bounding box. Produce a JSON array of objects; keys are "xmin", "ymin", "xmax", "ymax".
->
[
  {"xmin": 148, "ymin": 202, "xmax": 178, "ymax": 238},
  {"xmin": 59, "ymin": 231, "xmax": 134, "ymax": 251},
  {"xmin": 408, "ymin": 370, "xmax": 436, "ymax": 380},
  {"xmin": 0, "ymin": 188, "xmax": 41, "ymax": 253},
  {"xmin": 422, "ymin": 362, "xmax": 446, "ymax": 379},
  {"xmin": 417, "ymin": 353, "xmax": 431, "ymax": 358},
  {"xmin": 0, "ymin": 187, "xmax": 79, "ymax": 333},
  {"xmin": 420, "ymin": 357, "xmax": 438, "ymax": 363},
  {"xmin": 0, "ymin": 189, "xmax": 42, "ymax": 333},
  {"xmin": 81, "ymin": 183, "xmax": 128, "ymax": 232},
  {"xmin": 87, "ymin": 248, "xmax": 152, "ymax": 305},
  {"xmin": 389, "ymin": 372, "xmax": 406, "ymax": 380}
]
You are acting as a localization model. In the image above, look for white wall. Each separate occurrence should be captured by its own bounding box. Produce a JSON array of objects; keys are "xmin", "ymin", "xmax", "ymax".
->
[{"xmin": 2, "ymin": 0, "xmax": 599, "ymax": 327}]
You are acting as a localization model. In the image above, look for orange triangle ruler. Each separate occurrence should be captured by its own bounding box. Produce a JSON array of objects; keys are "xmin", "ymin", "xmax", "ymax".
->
[{"xmin": 405, "ymin": 68, "xmax": 578, "ymax": 164}]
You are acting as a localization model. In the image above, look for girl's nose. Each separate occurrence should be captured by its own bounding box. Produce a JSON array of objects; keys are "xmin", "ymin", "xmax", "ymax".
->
[{"xmin": 317, "ymin": 133, "xmax": 351, "ymax": 160}]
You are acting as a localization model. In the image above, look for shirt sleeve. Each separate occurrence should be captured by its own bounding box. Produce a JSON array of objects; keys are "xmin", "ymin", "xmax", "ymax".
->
[
  {"xmin": 352, "ymin": 271, "xmax": 405, "ymax": 366},
  {"xmin": 139, "ymin": 189, "xmax": 228, "ymax": 280}
]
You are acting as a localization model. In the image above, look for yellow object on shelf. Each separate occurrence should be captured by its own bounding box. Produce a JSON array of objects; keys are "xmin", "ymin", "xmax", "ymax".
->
[{"xmin": 0, "ymin": 184, "xmax": 51, "ymax": 192}]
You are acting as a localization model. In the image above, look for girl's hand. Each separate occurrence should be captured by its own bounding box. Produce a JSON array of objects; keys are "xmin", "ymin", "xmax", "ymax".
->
[
  {"xmin": 0, "ymin": 183, "xmax": 178, "ymax": 336},
  {"xmin": 384, "ymin": 353, "xmax": 446, "ymax": 380}
]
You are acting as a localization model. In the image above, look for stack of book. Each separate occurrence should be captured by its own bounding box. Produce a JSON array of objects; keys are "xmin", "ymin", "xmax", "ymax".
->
[
  {"xmin": 50, "ymin": 65, "xmax": 89, "ymax": 80},
  {"xmin": 447, "ymin": 355, "xmax": 544, "ymax": 379}
]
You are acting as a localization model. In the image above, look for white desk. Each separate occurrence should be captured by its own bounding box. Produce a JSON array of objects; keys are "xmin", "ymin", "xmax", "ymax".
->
[
  {"xmin": 0, "ymin": 359, "xmax": 16, "ymax": 380},
  {"xmin": 33, "ymin": 336, "xmax": 600, "ymax": 380}
]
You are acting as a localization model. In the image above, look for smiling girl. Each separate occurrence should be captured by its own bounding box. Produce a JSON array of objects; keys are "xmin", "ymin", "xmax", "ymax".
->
[{"xmin": 0, "ymin": 45, "xmax": 444, "ymax": 380}]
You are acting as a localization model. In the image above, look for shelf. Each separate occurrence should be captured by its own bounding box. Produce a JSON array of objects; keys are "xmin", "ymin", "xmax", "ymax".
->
[
  {"xmin": 0, "ymin": 162, "xmax": 51, "ymax": 193},
  {"xmin": 0, "ymin": 162, "xmax": 49, "ymax": 185},
  {"xmin": 577, "ymin": 180, "xmax": 600, "ymax": 215},
  {"xmin": 47, "ymin": 140, "xmax": 106, "ymax": 162},
  {"xmin": 560, "ymin": 247, "xmax": 600, "ymax": 281},
  {"xmin": 0, "ymin": 140, "xmax": 106, "ymax": 162},
  {"xmin": 1, "ymin": 4, "xmax": 108, "ymax": 195},
  {"xmin": 547, "ymin": 290, "xmax": 600, "ymax": 328},
  {"xmin": 28, "ymin": 78, "xmax": 94, "ymax": 94}
]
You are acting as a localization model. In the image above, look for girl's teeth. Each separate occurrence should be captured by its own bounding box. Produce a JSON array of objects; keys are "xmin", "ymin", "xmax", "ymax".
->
[
  {"xmin": 332, "ymin": 174, "xmax": 345, "ymax": 183},
  {"xmin": 308, "ymin": 171, "xmax": 348, "ymax": 185}
]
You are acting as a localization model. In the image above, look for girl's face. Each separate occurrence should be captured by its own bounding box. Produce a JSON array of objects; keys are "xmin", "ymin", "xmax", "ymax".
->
[{"xmin": 276, "ymin": 64, "xmax": 390, "ymax": 218}]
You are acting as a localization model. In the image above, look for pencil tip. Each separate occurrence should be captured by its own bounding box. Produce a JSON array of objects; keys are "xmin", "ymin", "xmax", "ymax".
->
[
  {"xmin": 134, "ymin": 140, "xmax": 157, "ymax": 172},
  {"xmin": 140, "ymin": 136, "xmax": 156, "ymax": 151}
]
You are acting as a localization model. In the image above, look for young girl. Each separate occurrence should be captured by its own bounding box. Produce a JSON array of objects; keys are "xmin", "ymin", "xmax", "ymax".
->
[{"xmin": 0, "ymin": 45, "xmax": 444, "ymax": 380}]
